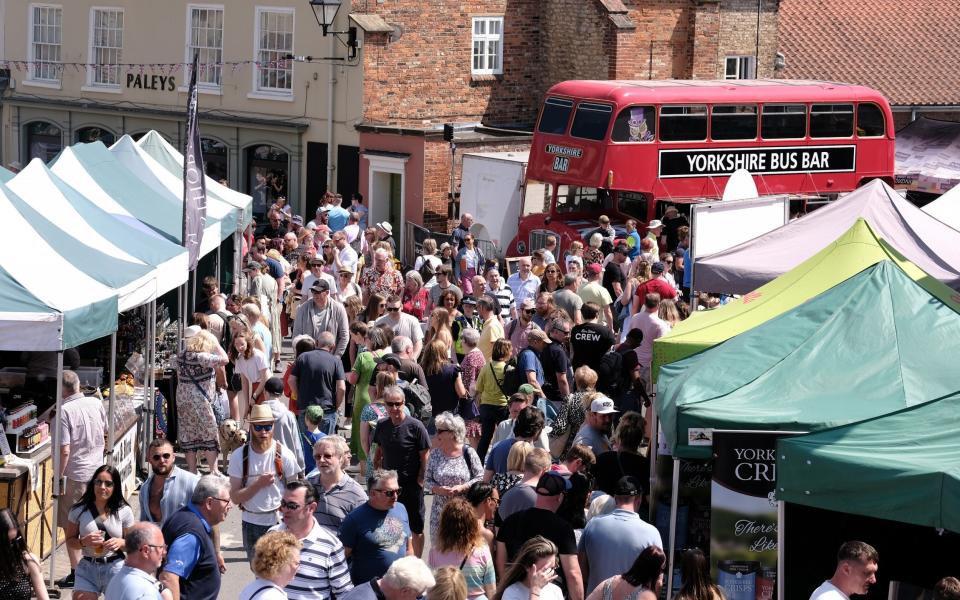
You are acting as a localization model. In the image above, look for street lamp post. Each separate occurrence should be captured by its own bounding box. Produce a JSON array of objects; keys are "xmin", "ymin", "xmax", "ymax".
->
[{"xmin": 308, "ymin": 0, "xmax": 359, "ymax": 60}]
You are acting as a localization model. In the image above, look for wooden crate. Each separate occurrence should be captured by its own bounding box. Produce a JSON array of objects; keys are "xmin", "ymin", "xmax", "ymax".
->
[{"xmin": 0, "ymin": 452, "xmax": 59, "ymax": 559}]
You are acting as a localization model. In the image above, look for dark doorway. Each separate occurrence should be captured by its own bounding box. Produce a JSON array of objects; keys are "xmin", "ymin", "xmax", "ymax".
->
[
  {"xmin": 337, "ymin": 145, "xmax": 360, "ymax": 207},
  {"xmin": 202, "ymin": 137, "xmax": 228, "ymax": 184},
  {"xmin": 76, "ymin": 126, "xmax": 116, "ymax": 147},
  {"xmin": 305, "ymin": 141, "xmax": 328, "ymax": 217},
  {"xmin": 26, "ymin": 121, "xmax": 62, "ymax": 162},
  {"xmin": 245, "ymin": 144, "xmax": 289, "ymax": 221}
]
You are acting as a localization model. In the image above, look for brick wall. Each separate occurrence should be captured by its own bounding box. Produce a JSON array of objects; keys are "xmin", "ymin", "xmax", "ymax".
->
[
  {"xmin": 360, "ymin": 0, "xmax": 783, "ymax": 131},
  {"xmin": 715, "ymin": 0, "xmax": 780, "ymax": 79},
  {"xmin": 420, "ymin": 136, "xmax": 532, "ymax": 231},
  {"xmin": 361, "ymin": 0, "xmax": 541, "ymax": 128}
]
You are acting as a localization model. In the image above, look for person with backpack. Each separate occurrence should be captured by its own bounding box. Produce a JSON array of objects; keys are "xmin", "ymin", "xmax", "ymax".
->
[
  {"xmin": 372, "ymin": 385, "xmax": 431, "ymax": 557},
  {"xmin": 228, "ymin": 404, "xmax": 302, "ymax": 563},
  {"xmin": 423, "ymin": 412, "xmax": 484, "ymax": 542},
  {"xmin": 473, "ymin": 339, "xmax": 515, "ymax": 459}
]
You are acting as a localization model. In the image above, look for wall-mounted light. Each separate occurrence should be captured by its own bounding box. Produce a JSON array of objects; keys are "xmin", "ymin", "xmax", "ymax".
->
[{"xmin": 308, "ymin": 0, "xmax": 359, "ymax": 60}]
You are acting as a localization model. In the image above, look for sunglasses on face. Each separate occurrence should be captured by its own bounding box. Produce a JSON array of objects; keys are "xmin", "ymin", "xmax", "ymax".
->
[
  {"xmin": 375, "ymin": 488, "xmax": 401, "ymax": 498},
  {"xmin": 253, "ymin": 423, "xmax": 274, "ymax": 432},
  {"xmin": 387, "ymin": 307, "xmax": 401, "ymax": 312},
  {"xmin": 385, "ymin": 401, "xmax": 404, "ymax": 407},
  {"xmin": 524, "ymin": 309, "xmax": 536, "ymax": 316},
  {"xmin": 280, "ymin": 500, "xmax": 303, "ymax": 511},
  {"xmin": 151, "ymin": 453, "xmax": 172, "ymax": 461},
  {"xmin": 94, "ymin": 480, "xmax": 115, "ymax": 488}
]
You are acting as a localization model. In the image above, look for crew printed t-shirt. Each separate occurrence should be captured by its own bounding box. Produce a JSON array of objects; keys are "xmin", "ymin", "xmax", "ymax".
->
[{"xmin": 570, "ymin": 323, "xmax": 616, "ymax": 370}]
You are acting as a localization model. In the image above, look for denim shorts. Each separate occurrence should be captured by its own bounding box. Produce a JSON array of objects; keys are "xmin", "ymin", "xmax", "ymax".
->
[
  {"xmin": 242, "ymin": 521, "xmax": 275, "ymax": 562},
  {"xmin": 75, "ymin": 555, "xmax": 123, "ymax": 594}
]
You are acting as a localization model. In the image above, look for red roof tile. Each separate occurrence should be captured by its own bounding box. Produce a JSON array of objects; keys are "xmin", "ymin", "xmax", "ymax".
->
[{"xmin": 778, "ymin": 0, "xmax": 960, "ymax": 106}]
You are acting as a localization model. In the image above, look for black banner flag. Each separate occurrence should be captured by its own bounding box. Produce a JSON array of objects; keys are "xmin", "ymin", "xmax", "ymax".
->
[{"xmin": 182, "ymin": 52, "xmax": 207, "ymax": 270}]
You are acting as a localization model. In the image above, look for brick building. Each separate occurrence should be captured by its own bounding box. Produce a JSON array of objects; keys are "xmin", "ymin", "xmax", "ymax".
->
[
  {"xmin": 351, "ymin": 0, "xmax": 781, "ymax": 239},
  {"xmin": 778, "ymin": 0, "xmax": 960, "ymax": 131}
]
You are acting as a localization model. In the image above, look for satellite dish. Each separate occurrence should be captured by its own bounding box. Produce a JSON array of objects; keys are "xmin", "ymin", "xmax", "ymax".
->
[{"xmin": 723, "ymin": 169, "xmax": 759, "ymax": 201}]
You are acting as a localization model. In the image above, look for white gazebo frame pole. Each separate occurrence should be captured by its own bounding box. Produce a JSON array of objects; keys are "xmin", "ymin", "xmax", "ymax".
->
[{"xmin": 48, "ymin": 351, "xmax": 64, "ymax": 587}]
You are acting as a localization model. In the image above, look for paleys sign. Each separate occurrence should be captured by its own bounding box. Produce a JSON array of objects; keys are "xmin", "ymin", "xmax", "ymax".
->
[{"xmin": 659, "ymin": 145, "xmax": 855, "ymax": 178}]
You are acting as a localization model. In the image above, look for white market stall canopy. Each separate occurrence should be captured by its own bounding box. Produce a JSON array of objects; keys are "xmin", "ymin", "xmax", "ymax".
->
[
  {"xmin": 693, "ymin": 179, "xmax": 960, "ymax": 293},
  {"xmin": 0, "ymin": 184, "xmax": 119, "ymax": 348},
  {"xmin": 136, "ymin": 130, "xmax": 253, "ymax": 229},
  {"xmin": 7, "ymin": 159, "xmax": 189, "ymax": 297},
  {"xmin": 110, "ymin": 135, "xmax": 239, "ymax": 239},
  {"xmin": 50, "ymin": 141, "xmax": 222, "ymax": 256},
  {"xmin": 922, "ymin": 181, "xmax": 960, "ymax": 231}
]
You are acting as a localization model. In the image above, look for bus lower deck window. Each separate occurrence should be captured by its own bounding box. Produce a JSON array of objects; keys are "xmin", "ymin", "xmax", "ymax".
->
[
  {"xmin": 810, "ymin": 103, "xmax": 854, "ymax": 138},
  {"xmin": 660, "ymin": 105, "xmax": 708, "ymax": 142},
  {"xmin": 761, "ymin": 104, "xmax": 806, "ymax": 139}
]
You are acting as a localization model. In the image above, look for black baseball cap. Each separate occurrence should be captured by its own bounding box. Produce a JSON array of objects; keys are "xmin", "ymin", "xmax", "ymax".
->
[
  {"xmin": 535, "ymin": 471, "xmax": 572, "ymax": 496},
  {"xmin": 614, "ymin": 475, "xmax": 643, "ymax": 497},
  {"xmin": 264, "ymin": 377, "xmax": 284, "ymax": 396}
]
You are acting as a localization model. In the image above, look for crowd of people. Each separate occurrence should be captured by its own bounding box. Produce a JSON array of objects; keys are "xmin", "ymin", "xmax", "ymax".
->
[{"xmin": 8, "ymin": 200, "xmax": 945, "ymax": 600}]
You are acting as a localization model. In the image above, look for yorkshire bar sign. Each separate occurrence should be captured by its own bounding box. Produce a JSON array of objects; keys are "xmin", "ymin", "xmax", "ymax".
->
[{"xmin": 659, "ymin": 145, "xmax": 856, "ymax": 178}]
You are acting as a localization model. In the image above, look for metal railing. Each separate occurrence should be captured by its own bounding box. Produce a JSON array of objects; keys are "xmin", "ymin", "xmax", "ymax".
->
[{"xmin": 403, "ymin": 221, "xmax": 499, "ymax": 270}]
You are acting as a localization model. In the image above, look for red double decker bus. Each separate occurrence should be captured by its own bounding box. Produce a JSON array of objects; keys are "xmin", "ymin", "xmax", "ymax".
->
[{"xmin": 506, "ymin": 79, "xmax": 895, "ymax": 256}]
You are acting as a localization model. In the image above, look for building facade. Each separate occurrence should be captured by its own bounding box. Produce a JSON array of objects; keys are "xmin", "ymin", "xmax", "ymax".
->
[
  {"xmin": 0, "ymin": 0, "xmax": 362, "ymax": 220},
  {"xmin": 0, "ymin": 0, "xmax": 781, "ymax": 251}
]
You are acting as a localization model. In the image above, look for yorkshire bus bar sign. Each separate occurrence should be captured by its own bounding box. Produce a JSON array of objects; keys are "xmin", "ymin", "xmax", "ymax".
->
[{"xmin": 658, "ymin": 145, "xmax": 856, "ymax": 178}]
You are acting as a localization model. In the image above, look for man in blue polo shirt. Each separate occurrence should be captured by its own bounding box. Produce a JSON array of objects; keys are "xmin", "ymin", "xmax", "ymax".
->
[
  {"xmin": 159, "ymin": 475, "xmax": 232, "ymax": 600},
  {"xmin": 105, "ymin": 523, "xmax": 166, "ymax": 600}
]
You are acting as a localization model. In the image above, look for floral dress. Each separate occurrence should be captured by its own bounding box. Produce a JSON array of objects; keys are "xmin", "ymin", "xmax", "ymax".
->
[
  {"xmin": 176, "ymin": 351, "xmax": 221, "ymax": 452},
  {"xmin": 460, "ymin": 348, "xmax": 486, "ymax": 438},
  {"xmin": 424, "ymin": 447, "xmax": 484, "ymax": 541}
]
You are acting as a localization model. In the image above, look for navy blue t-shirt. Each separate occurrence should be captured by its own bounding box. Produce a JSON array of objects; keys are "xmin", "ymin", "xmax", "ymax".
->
[
  {"xmin": 372, "ymin": 416, "xmax": 430, "ymax": 484},
  {"xmin": 484, "ymin": 437, "xmax": 518, "ymax": 474},
  {"xmin": 292, "ymin": 349, "xmax": 344, "ymax": 411}
]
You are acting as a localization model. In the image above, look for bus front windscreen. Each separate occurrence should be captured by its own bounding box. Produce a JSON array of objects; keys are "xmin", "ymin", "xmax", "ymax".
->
[{"xmin": 555, "ymin": 185, "xmax": 611, "ymax": 214}]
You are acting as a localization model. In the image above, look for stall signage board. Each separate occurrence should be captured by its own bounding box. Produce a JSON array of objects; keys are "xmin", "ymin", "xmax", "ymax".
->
[
  {"xmin": 659, "ymin": 145, "xmax": 856, "ymax": 178},
  {"xmin": 709, "ymin": 431, "xmax": 798, "ymax": 600},
  {"xmin": 113, "ymin": 425, "xmax": 138, "ymax": 499}
]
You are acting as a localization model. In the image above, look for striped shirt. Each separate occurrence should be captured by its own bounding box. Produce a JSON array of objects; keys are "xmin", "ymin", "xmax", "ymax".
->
[
  {"xmin": 270, "ymin": 520, "xmax": 353, "ymax": 600},
  {"xmin": 490, "ymin": 287, "xmax": 515, "ymax": 320},
  {"xmin": 308, "ymin": 472, "xmax": 368, "ymax": 534}
]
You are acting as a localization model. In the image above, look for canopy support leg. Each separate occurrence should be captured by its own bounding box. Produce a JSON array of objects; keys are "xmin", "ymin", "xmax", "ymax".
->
[
  {"xmin": 778, "ymin": 500, "xmax": 786, "ymax": 600},
  {"xmin": 48, "ymin": 351, "xmax": 64, "ymax": 588},
  {"xmin": 648, "ymin": 383, "xmax": 659, "ymax": 523},
  {"xmin": 106, "ymin": 332, "xmax": 117, "ymax": 465},
  {"xmin": 666, "ymin": 457, "xmax": 681, "ymax": 599}
]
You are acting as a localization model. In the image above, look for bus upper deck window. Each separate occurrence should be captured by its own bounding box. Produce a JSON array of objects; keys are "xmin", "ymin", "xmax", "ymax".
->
[
  {"xmin": 711, "ymin": 105, "xmax": 758, "ymax": 141},
  {"xmin": 611, "ymin": 106, "xmax": 656, "ymax": 142},
  {"xmin": 856, "ymin": 103, "xmax": 886, "ymax": 137},
  {"xmin": 538, "ymin": 97, "xmax": 574, "ymax": 135},
  {"xmin": 761, "ymin": 104, "xmax": 806, "ymax": 139},
  {"xmin": 810, "ymin": 104, "xmax": 854, "ymax": 138},
  {"xmin": 570, "ymin": 102, "xmax": 614, "ymax": 141},
  {"xmin": 660, "ymin": 105, "xmax": 708, "ymax": 142}
]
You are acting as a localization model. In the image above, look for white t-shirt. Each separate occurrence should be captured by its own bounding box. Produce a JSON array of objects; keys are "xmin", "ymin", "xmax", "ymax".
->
[
  {"xmin": 228, "ymin": 442, "xmax": 301, "ymax": 526},
  {"xmin": 68, "ymin": 504, "xmax": 135, "ymax": 558},
  {"xmin": 234, "ymin": 348, "xmax": 270, "ymax": 387},
  {"xmin": 502, "ymin": 582, "xmax": 563, "ymax": 600},
  {"xmin": 339, "ymin": 246, "xmax": 359, "ymax": 270},
  {"xmin": 375, "ymin": 313, "xmax": 425, "ymax": 342},
  {"xmin": 809, "ymin": 581, "xmax": 849, "ymax": 600}
]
